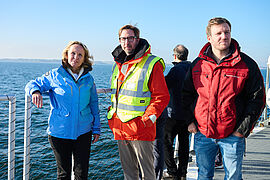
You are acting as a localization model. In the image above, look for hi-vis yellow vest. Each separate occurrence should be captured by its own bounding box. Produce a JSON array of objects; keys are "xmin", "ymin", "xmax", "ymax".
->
[{"xmin": 107, "ymin": 54, "xmax": 165, "ymax": 122}]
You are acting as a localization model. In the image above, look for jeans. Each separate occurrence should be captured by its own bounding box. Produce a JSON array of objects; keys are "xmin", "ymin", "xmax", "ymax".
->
[
  {"xmin": 194, "ymin": 132, "xmax": 245, "ymax": 180},
  {"xmin": 48, "ymin": 131, "xmax": 92, "ymax": 180}
]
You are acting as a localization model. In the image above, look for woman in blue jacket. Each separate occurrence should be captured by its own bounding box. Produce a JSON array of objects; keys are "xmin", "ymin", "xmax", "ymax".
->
[{"xmin": 25, "ymin": 41, "xmax": 101, "ymax": 179}]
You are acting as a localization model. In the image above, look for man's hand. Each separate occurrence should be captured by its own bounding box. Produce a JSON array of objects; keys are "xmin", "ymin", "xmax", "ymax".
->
[
  {"xmin": 188, "ymin": 122, "xmax": 198, "ymax": 134},
  {"xmin": 141, "ymin": 115, "xmax": 156, "ymax": 127},
  {"xmin": 232, "ymin": 131, "xmax": 244, "ymax": 137},
  {"xmin": 32, "ymin": 91, "xmax": 43, "ymax": 108}
]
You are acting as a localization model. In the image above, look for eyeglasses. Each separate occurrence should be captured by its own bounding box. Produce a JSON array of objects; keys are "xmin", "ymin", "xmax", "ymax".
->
[{"xmin": 119, "ymin": 36, "xmax": 137, "ymax": 43}]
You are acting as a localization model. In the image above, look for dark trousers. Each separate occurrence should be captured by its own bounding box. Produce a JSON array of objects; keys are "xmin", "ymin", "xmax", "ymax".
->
[
  {"xmin": 215, "ymin": 147, "xmax": 222, "ymax": 163},
  {"xmin": 164, "ymin": 118, "xmax": 189, "ymax": 177},
  {"xmin": 153, "ymin": 115, "xmax": 166, "ymax": 180},
  {"xmin": 48, "ymin": 131, "xmax": 92, "ymax": 180}
]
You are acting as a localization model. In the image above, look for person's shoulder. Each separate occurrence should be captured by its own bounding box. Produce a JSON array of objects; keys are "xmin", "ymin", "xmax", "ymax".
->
[
  {"xmin": 43, "ymin": 67, "xmax": 59, "ymax": 77},
  {"xmin": 240, "ymin": 52, "xmax": 260, "ymax": 69},
  {"xmin": 88, "ymin": 72, "xmax": 94, "ymax": 78},
  {"xmin": 180, "ymin": 60, "xmax": 192, "ymax": 66},
  {"xmin": 52, "ymin": 66, "xmax": 65, "ymax": 75},
  {"xmin": 191, "ymin": 57, "xmax": 201, "ymax": 64},
  {"xmin": 85, "ymin": 72, "xmax": 94, "ymax": 82},
  {"xmin": 174, "ymin": 62, "xmax": 187, "ymax": 70},
  {"xmin": 51, "ymin": 67, "xmax": 61, "ymax": 73},
  {"xmin": 186, "ymin": 57, "xmax": 201, "ymax": 70},
  {"xmin": 153, "ymin": 59, "xmax": 164, "ymax": 68}
]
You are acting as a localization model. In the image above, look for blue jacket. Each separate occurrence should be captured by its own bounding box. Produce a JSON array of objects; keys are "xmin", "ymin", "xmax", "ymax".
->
[{"xmin": 25, "ymin": 66, "xmax": 101, "ymax": 140}]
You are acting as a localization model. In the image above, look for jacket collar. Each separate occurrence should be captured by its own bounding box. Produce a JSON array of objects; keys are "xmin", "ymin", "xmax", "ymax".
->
[
  {"xmin": 198, "ymin": 38, "xmax": 241, "ymax": 65},
  {"xmin": 112, "ymin": 38, "xmax": 151, "ymax": 64},
  {"xmin": 59, "ymin": 65, "xmax": 90, "ymax": 82},
  {"xmin": 172, "ymin": 61, "xmax": 191, "ymax": 66}
]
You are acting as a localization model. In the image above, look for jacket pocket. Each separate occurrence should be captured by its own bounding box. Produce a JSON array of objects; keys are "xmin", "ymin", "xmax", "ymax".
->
[
  {"xmin": 221, "ymin": 71, "xmax": 248, "ymax": 94},
  {"xmin": 122, "ymin": 118, "xmax": 142, "ymax": 136},
  {"xmin": 192, "ymin": 71, "xmax": 210, "ymax": 90},
  {"xmin": 81, "ymin": 107, "xmax": 91, "ymax": 116},
  {"xmin": 49, "ymin": 108, "xmax": 70, "ymax": 135},
  {"xmin": 79, "ymin": 107, "xmax": 93, "ymax": 133}
]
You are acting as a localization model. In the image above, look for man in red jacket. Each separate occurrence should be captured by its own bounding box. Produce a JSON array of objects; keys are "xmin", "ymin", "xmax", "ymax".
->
[
  {"xmin": 107, "ymin": 25, "xmax": 169, "ymax": 180},
  {"xmin": 182, "ymin": 17, "xmax": 265, "ymax": 179}
]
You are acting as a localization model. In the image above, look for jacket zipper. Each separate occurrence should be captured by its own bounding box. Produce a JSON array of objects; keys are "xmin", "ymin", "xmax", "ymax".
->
[{"xmin": 224, "ymin": 74, "xmax": 240, "ymax": 78}]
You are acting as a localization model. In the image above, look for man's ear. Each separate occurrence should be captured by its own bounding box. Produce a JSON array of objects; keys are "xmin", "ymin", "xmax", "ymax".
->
[{"xmin": 207, "ymin": 35, "xmax": 211, "ymax": 42}]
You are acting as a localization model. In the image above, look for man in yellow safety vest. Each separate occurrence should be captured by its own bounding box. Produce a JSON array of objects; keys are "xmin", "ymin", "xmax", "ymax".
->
[{"xmin": 107, "ymin": 24, "xmax": 170, "ymax": 180}]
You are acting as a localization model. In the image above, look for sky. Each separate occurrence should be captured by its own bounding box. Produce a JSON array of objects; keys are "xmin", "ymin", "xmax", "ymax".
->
[{"xmin": 1, "ymin": 0, "xmax": 270, "ymax": 67}]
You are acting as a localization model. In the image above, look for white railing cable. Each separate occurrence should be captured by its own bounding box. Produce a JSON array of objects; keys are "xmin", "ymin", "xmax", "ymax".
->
[
  {"xmin": 0, "ymin": 95, "xmax": 16, "ymax": 180},
  {"xmin": 23, "ymin": 94, "xmax": 31, "ymax": 180}
]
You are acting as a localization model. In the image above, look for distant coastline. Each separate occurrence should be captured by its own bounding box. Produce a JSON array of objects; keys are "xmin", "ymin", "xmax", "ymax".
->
[
  {"xmin": 0, "ymin": 58, "xmax": 266, "ymax": 68},
  {"xmin": 0, "ymin": 58, "xmax": 113, "ymax": 65}
]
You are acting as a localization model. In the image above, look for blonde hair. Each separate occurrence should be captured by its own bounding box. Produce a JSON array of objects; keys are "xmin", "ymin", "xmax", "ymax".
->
[
  {"xmin": 62, "ymin": 41, "xmax": 93, "ymax": 71},
  {"xmin": 206, "ymin": 17, "xmax": 231, "ymax": 36}
]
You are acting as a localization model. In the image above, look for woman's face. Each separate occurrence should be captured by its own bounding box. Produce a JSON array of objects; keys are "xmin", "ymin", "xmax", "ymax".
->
[{"xmin": 67, "ymin": 44, "xmax": 85, "ymax": 72}]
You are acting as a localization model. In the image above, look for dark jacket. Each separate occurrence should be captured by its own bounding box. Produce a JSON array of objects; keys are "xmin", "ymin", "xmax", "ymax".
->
[
  {"xmin": 182, "ymin": 39, "xmax": 265, "ymax": 139},
  {"xmin": 166, "ymin": 61, "xmax": 191, "ymax": 123}
]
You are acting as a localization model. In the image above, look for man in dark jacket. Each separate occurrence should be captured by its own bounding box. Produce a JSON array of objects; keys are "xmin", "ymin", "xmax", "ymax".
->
[
  {"xmin": 182, "ymin": 17, "xmax": 265, "ymax": 179},
  {"xmin": 164, "ymin": 44, "xmax": 191, "ymax": 180}
]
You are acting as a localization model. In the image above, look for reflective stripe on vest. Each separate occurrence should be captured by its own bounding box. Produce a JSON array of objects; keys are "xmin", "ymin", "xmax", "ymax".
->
[{"xmin": 107, "ymin": 54, "xmax": 165, "ymax": 122}]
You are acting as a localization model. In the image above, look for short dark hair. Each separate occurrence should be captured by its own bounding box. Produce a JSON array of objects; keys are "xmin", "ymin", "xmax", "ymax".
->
[
  {"xmin": 118, "ymin": 24, "xmax": 140, "ymax": 38},
  {"xmin": 173, "ymin": 44, "xmax": 189, "ymax": 61},
  {"xmin": 206, "ymin": 17, "xmax": 231, "ymax": 36}
]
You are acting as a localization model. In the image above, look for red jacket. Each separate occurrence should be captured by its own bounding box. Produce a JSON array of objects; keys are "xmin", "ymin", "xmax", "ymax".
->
[
  {"xmin": 182, "ymin": 39, "xmax": 265, "ymax": 139},
  {"xmin": 108, "ymin": 39, "xmax": 170, "ymax": 141}
]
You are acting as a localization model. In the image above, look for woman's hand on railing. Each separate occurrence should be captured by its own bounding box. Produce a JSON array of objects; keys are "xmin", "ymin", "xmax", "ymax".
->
[{"xmin": 32, "ymin": 91, "xmax": 43, "ymax": 108}]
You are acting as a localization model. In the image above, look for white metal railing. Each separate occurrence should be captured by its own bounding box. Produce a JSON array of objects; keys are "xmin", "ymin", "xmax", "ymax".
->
[
  {"xmin": 23, "ymin": 88, "xmax": 112, "ymax": 180},
  {"xmin": 264, "ymin": 56, "xmax": 270, "ymax": 126},
  {"xmin": 23, "ymin": 94, "xmax": 31, "ymax": 180},
  {"xmin": 0, "ymin": 95, "xmax": 16, "ymax": 180}
]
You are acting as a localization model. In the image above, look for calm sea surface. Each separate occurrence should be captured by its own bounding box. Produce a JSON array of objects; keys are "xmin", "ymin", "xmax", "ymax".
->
[{"xmin": 0, "ymin": 60, "xmax": 267, "ymax": 179}]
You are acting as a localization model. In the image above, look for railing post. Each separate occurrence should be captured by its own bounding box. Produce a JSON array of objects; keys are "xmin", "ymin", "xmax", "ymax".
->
[
  {"xmin": 23, "ymin": 94, "xmax": 31, "ymax": 180},
  {"xmin": 265, "ymin": 56, "xmax": 270, "ymax": 126},
  {"xmin": 8, "ymin": 95, "xmax": 16, "ymax": 180}
]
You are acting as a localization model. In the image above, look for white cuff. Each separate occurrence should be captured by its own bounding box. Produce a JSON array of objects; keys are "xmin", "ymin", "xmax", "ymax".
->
[{"xmin": 149, "ymin": 115, "xmax": 157, "ymax": 123}]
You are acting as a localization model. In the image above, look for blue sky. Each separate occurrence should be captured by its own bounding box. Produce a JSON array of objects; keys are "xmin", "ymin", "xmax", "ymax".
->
[{"xmin": 1, "ymin": 0, "xmax": 270, "ymax": 67}]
